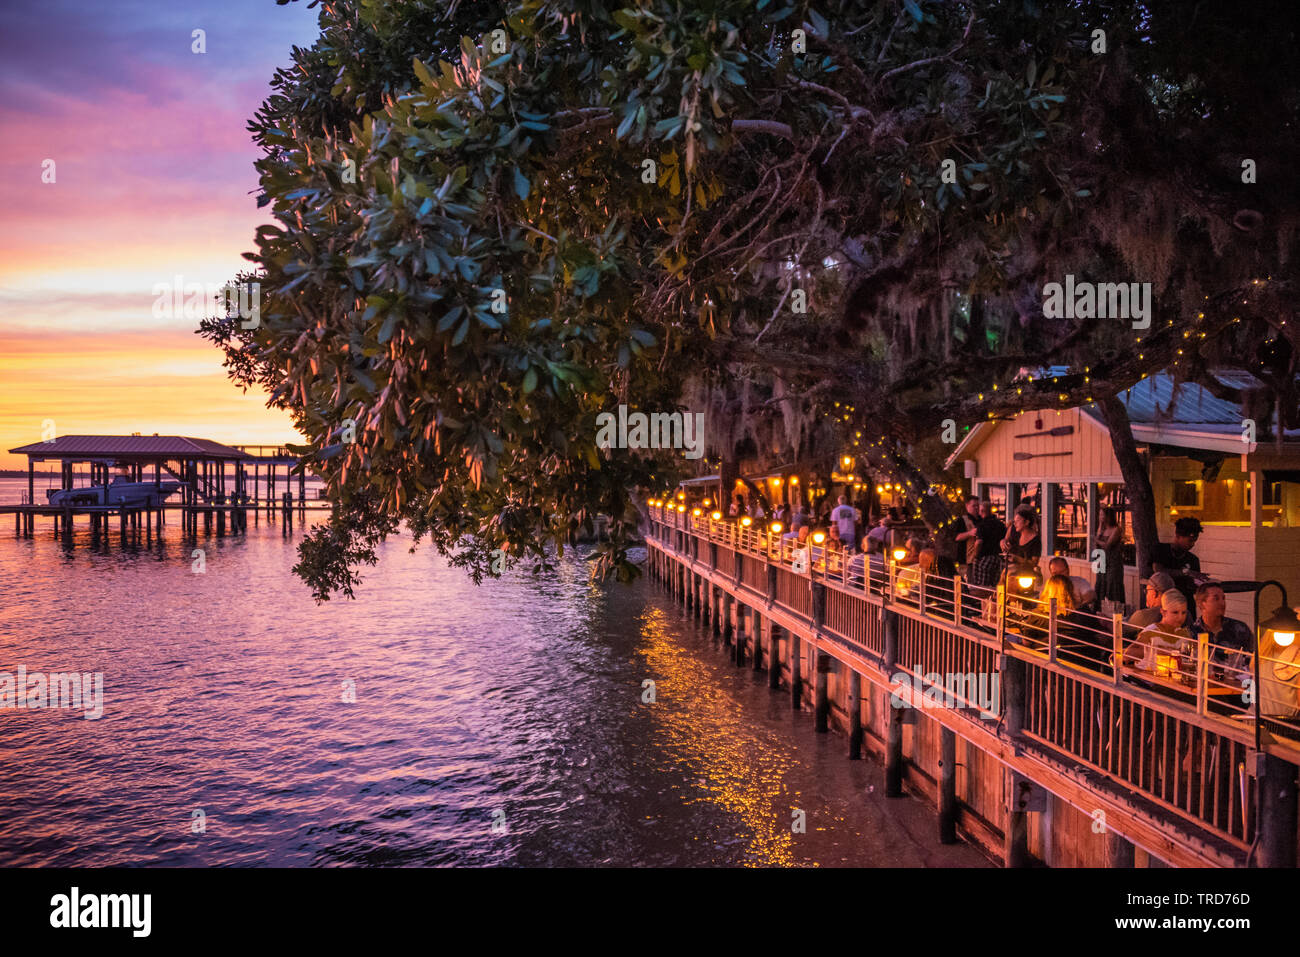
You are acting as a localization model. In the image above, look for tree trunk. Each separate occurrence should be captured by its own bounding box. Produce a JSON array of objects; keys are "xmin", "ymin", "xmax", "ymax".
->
[
  {"xmin": 720, "ymin": 456, "xmax": 737, "ymax": 513},
  {"xmin": 1097, "ymin": 395, "xmax": 1158, "ymax": 579}
]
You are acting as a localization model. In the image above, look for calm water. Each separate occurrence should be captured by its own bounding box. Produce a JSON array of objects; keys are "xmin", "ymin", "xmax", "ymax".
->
[{"xmin": 0, "ymin": 478, "xmax": 987, "ymax": 867}]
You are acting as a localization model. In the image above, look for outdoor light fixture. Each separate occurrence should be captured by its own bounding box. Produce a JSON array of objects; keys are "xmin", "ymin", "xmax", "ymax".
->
[
  {"xmin": 812, "ymin": 531, "xmax": 826, "ymax": 545},
  {"xmin": 790, "ymin": 477, "xmax": 798, "ymax": 485},
  {"xmin": 677, "ymin": 505, "xmax": 686, "ymax": 512},
  {"xmin": 892, "ymin": 547, "xmax": 906, "ymax": 561},
  {"xmin": 1017, "ymin": 574, "xmax": 1036, "ymax": 591},
  {"xmin": 842, "ymin": 456, "xmax": 852, "ymax": 468},
  {"xmin": 677, "ymin": 492, "xmax": 685, "ymax": 500},
  {"xmin": 1263, "ymin": 605, "xmax": 1300, "ymax": 647},
  {"xmin": 876, "ymin": 485, "xmax": 885, "ymax": 493},
  {"xmin": 692, "ymin": 508, "xmax": 702, "ymax": 517},
  {"xmin": 711, "ymin": 511, "xmax": 722, "ymax": 521},
  {"xmin": 741, "ymin": 516, "xmax": 752, "ymax": 527},
  {"xmin": 770, "ymin": 522, "xmax": 783, "ymax": 534}
]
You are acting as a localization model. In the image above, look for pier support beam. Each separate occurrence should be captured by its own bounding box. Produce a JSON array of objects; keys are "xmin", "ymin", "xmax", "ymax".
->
[
  {"xmin": 734, "ymin": 604, "xmax": 746, "ymax": 666},
  {"xmin": 721, "ymin": 594, "xmax": 733, "ymax": 642},
  {"xmin": 939, "ymin": 726, "xmax": 957, "ymax": 843},
  {"xmin": 814, "ymin": 652, "xmax": 830, "ymax": 733},
  {"xmin": 1000, "ymin": 654, "xmax": 1031, "ymax": 868},
  {"xmin": 1255, "ymin": 753, "xmax": 1299, "ymax": 868},
  {"xmin": 848, "ymin": 671, "xmax": 863, "ymax": 759},
  {"xmin": 769, "ymin": 624, "xmax": 781, "ymax": 689},
  {"xmin": 790, "ymin": 632, "xmax": 802, "ymax": 710},
  {"xmin": 884, "ymin": 607, "xmax": 903, "ymax": 797},
  {"xmin": 1104, "ymin": 829, "xmax": 1135, "ymax": 868},
  {"xmin": 752, "ymin": 608, "xmax": 763, "ymax": 671}
]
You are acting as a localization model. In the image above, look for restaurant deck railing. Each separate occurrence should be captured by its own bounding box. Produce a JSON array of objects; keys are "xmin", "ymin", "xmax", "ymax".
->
[{"xmin": 648, "ymin": 504, "xmax": 1300, "ymax": 857}]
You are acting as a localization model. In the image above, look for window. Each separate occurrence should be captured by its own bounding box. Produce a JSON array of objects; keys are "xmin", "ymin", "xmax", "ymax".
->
[
  {"xmin": 1171, "ymin": 479, "xmax": 1202, "ymax": 508},
  {"xmin": 1050, "ymin": 482, "xmax": 1089, "ymax": 559}
]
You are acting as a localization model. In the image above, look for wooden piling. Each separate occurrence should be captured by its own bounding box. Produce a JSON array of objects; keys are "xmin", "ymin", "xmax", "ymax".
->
[
  {"xmin": 1256, "ymin": 753, "xmax": 1299, "ymax": 868},
  {"xmin": 848, "ymin": 671, "xmax": 863, "ymax": 759},
  {"xmin": 752, "ymin": 608, "xmax": 763, "ymax": 671},
  {"xmin": 790, "ymin": 632, "xmax": 802, "ymax": 710},
  {"xmin": 939, "ymin": 726, "xmax": 957, "ymax": 843},
  {"xmin": 769, "ymin": 624, "xmax": 781, "ymax": 689},
  {"xmin": 884, "ymin": 606, "xmax": 903, "ymax": 797},
  {"xmin": 814, "ymin": 652, "xmax": 830, "ymax": 732}
]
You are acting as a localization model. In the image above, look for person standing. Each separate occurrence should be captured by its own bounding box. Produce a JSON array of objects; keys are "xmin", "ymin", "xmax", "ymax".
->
[
  {"xmin": 830, "ymin": 495, "xmax": 857, "ymax": 549},
  {"xmin": 1095, "ymin": 507, "xmax": 1126, "ymax": 604},
  {"xmin": 955, "ymin": 495, "xmax": 982, "ymax": 569},
  {"xmin": 970, "ymin": 501, "xmax": 1007, "ymax": 590}
]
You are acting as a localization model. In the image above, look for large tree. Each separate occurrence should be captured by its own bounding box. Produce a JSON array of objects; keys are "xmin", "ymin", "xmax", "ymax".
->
[{"xmin": 205, "ymin": 0, "xmax": 1298, "ymax": 598}]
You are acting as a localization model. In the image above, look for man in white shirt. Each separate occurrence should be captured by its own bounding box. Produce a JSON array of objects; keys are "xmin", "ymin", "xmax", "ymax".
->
[{"xmin": 830, "ymin": 495, "xmax": 857, "ymax": 551}]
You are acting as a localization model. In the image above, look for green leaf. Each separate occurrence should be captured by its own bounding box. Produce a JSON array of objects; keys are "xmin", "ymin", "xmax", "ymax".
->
[
  {"xmin": 451, "ymin": 317, "xmax": 469, "ymax": 346},
  {"xmin": 437, "ymin": 305, "xmax": 465, "ymax": 332},
  {"xmin": 413, "ymin": 57, "xmax": 432, "ymax": 85},
  {"xmin": 378, "ymin": 312, "xmax": 399, "ymax": 343},
  {"xmin": 522, "ymin": 367, "xmax": 538, "ymax": 394},
  {"xmin": 902, "ymin": 0, "xmax": 923, "ymax": 23},
  {"xmin": 513, "ymin": 166, "xmax": 530, "ymax": 200}
]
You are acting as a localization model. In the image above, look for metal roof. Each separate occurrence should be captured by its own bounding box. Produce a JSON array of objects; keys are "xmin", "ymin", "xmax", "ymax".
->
[{"xmin": 8, "ymin": 435, "xmax": 249, "ymax": 459}]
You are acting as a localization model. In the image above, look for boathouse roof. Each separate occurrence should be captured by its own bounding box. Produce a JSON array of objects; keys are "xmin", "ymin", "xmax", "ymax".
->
[
  {"xmin": 946, "ymin": 369, "xmax": 1300, "ymax": 469},
  {"xmin": 8, "ymin": 435, "xmax": 248, "ymax": 460}
]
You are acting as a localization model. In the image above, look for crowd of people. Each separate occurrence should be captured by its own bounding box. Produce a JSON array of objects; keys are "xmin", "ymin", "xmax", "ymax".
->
[{"xmin": 707, "ymin": 489, "xmax": 1290, "ymax": 713}]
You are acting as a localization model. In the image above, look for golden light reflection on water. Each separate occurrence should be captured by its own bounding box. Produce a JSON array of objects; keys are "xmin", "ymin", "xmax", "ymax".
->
[{"xmin": 635, "ymin": 605, "xmax": 834, "ymax": 867}]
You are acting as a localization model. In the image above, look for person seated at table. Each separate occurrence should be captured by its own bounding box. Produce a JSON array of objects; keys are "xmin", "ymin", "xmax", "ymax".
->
[
  {"xmin": 1127, "ymin": 572, "xmax": 1176, "ymax": 631},
  {"xmin": 1119, "ymin": 589, "xmax": 1193, "ymax": 675},
  {"xmin": 1017, "ymin": 575, "xmax": 1089, "ymax": 651},
  {"xmin": 1190, "ymin": 581, "xmax": 1254, "ymax": 680},
  {"xmin": 1047, "ymin": 556, "xmax": 1096, "ymax": 612}
]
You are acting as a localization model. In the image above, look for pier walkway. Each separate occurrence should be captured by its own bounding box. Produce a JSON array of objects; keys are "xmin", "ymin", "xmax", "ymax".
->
[{"xmin": 647, "ymin": 505, "xmax": 1300, "ymax": 868}]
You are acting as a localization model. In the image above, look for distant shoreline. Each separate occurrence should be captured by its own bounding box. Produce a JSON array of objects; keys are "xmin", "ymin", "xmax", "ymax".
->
[{"xmin": 0, "ymin": 470, "xmax": 58, "ymax": 478}]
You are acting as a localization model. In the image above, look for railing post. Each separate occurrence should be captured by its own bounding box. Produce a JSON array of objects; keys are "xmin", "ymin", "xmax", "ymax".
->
[
  {"xmin": 1047, "ymin": 597, "xmax": 1058, "ymax": 663},
  {"xmin": 919, "ymin": 572, "xmax": 927, "ymax": 617},
  {"xmin": 1196, "ymin": 631, "xmax": 1209, "ymax": 716},
  {"xmin": 1112, "ymin": 613, "xmax": 1125, "ymax": 686},
  {"xmin": 954, "ymin": 575, "xmax": 963, "ymax": 627}
]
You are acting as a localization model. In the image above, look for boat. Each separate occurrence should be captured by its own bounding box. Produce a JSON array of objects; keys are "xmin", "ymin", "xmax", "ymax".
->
[{"xmin": 46, "ymin": 477, "xmax": 183, "ymax": 508}]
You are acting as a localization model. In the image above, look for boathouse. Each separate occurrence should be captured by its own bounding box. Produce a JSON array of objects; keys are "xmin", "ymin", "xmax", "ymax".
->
[{"xmin": 944, "ymin": 371, "xmax": 1300, "ymax": 622}]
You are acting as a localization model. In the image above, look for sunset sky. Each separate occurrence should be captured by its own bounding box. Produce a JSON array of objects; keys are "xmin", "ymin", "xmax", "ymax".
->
[{"xmin": 0, "ymin": 0, "xmax": 321, "ymax": 467}]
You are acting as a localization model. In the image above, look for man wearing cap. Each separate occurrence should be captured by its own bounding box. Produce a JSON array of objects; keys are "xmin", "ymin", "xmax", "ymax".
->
[{"xmin": 1127, "ymin": 572, "xmax": 1176, "ymax": 630}]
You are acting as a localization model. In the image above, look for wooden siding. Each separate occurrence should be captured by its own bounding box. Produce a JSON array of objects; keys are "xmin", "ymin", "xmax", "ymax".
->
[{"xmin": 967, "ymin": 407, "xmax": 1121, "ymax": 483}]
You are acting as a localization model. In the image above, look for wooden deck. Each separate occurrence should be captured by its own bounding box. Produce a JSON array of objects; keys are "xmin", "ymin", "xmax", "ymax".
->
[{"xmin": 647, "ymin": 505, "xmax": 1300, "ymax": 868}]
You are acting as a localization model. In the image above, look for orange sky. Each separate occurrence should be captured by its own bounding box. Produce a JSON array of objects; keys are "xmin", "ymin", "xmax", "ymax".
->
[{"xmin": 0, "ymin": 0, "xmax": 320, "ymax": 468}]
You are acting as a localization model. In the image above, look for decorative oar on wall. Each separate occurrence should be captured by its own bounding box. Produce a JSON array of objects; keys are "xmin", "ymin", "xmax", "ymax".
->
[
  {"xmin": 1014, "ymin": 425, "xmax": 1075, "ymax": 439},
  {"xmin": 1013, "ymin": 451, "xmax": 1073, "ymax": 460}
]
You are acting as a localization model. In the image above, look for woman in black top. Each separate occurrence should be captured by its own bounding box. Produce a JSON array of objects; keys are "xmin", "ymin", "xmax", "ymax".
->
[{"xmin": 1003, "ymin": 504, "xmax": 1042, "ymax": 567}]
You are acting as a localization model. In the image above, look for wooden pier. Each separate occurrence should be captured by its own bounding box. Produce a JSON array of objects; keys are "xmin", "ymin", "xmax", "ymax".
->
[
  {"xmin": 646, "ymin": 505, "xmax": 1300, "ymax": 868},
  {"xmin": 4, "ymin": 435, "xmax": 330, "ymax": 545}
]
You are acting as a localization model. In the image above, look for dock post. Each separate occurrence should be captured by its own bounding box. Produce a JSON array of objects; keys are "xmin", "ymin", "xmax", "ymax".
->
[
  {"xmin": 769, "ymin": 624, "xmax": 781, "ymax": 688},
  {"xmin": 884, "ymin": 607, "xmax": 904, "ymax": 797},
  {"xmin": 848, "ymin": 671, "xmax": 863, "ymax": 759},
  {"xmin": 1000, "ymin": 654, "xmax": 1030, "ymax": 868},
  {"xmin": 939, "ymin": 726, "xmax": 958, "ymax": 843},
  {"xmin": 814, "ymin": 652, "xmax": 830, "ymax": 732},
  {"xmin": 119, "ymin": 507, "xmax": 127, "ymax": 543},
  {"xmin": 721, "ymin": 594, "xmax": 734, "ymax": 643},
  {"xmin": 216, "ymin": 499, "xmax": 226, "ymax": 537},
  {"xmin": 752, "ymin": 608, "xmax": 763, "ymax": 671},
  {"xmin": 790, "ymin": 632, "xmax": 802, "ymax": 710},
  {"xmin": 1256, "ymin": 753, "xmax": 1299, "ymax": 868},
  {"xmin": 735, "ymin": 605, "xmax": 746, "ymax": 666}
]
